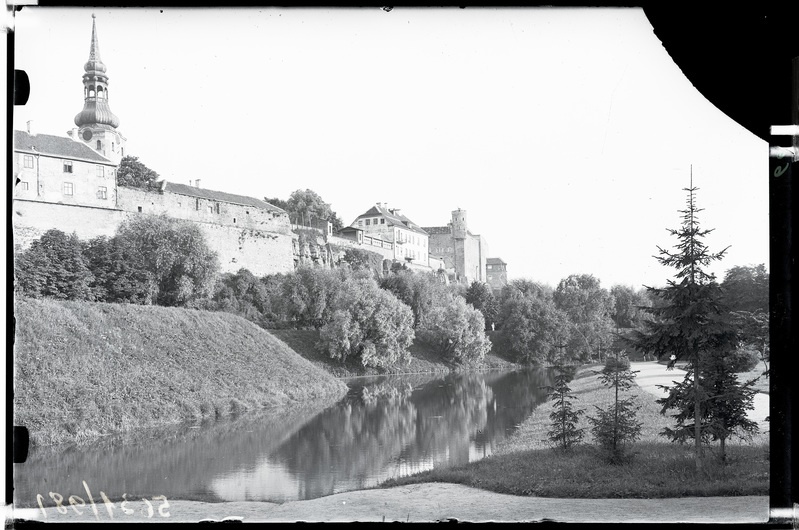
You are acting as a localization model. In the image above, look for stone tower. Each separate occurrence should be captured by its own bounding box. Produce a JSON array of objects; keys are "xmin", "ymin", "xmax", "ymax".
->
[
  {"xmin": 69, "ymin": 14, "xmax": 126, "ymax": 164},
  {"xmin": 451, "ymin": 209, "xmax": 468, "ymax": 239}
]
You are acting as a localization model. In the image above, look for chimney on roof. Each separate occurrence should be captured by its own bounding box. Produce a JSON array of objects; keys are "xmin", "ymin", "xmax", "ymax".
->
[
  {"xmin": 189, "ymin": 180, "xmax": 193, "ymax": 186},
  {"xmin": 158, "ymin": 180, "xmax": 167, "ymax": 192},
  {"xmin": 26, "ymin": 120, "xmax": 35, "ymax": 136},
  {"xmin": 195, "ymin": 179, "xmax": 201, "ymax": 188}
]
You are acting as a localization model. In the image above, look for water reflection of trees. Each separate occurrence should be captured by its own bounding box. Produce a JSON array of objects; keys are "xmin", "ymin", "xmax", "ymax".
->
[
  {"xmin": 12, "ymin": 398, "xmax": 336, "ymax": 507},
  {"xmin": 15, "ymin": 369, "xmax": 556, "ymax": 506},
  {"xmin": 267, "ymin": 370, "xmax": 555, "ymax": 500}
]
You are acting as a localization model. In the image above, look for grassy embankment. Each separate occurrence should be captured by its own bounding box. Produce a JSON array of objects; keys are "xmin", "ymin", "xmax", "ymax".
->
[
  {"xmin": 13, "ymin": 298, "xmax": 349, "ymax": 446},
  {"xmin": 269, "ymin": 329, "xmax": 518, "ymax": 378},
  {"xmin": 380, "ymin": 365, "xmax": 769, "ymax": 498}
]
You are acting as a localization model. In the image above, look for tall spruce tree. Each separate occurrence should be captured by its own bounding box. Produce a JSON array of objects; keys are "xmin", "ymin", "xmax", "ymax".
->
[{"xmin": 626, "ymin": 177, "xmax": 756, "ymax": 470}]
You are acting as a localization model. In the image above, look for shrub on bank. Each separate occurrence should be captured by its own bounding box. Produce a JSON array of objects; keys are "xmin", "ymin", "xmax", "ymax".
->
[
  {"xmin": 317, "ymin": 278, "xmax": 415, "ymax": 369},
  {"xmin": 417, "ymin": 293, "xmax": 491, "ymax": 365}
]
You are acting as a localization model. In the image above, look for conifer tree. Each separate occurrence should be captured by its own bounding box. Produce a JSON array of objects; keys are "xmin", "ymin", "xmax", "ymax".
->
[
  {"xmin": 588, "ymin": 351, "xmax": 642, "ymax": 462},
  {"xmin": 626, "ymin": 177, "xmax": 757, "ymax": 470},
  {"xmin": 546, "ymin": 366, "xmax": 585, "ymax": 451}
]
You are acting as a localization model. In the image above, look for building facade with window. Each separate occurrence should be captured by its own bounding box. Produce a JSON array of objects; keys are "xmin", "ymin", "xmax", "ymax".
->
[
  {"xmin": 11, "ymin": 15, "xmax": 295, "ymax": 276},
  {"xmin": 486, "ymin": 257, "xmax": 509, "ymax": 292},
  {"xmin": 14, "ymin": 130, "xmax": 118, "ymax": 209},
  {"xmin": 351, "ymin": 203, "xmax": 429, "ymax": 267}
]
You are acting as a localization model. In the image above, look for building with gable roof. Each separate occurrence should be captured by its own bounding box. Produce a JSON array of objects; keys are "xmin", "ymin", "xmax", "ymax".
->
[
  {"xmin": 12, "ymin": 15, "xmax": 295, "ymax": 276},
  {"xmin": 14, "ymin": 128, "xmax": 118, "ymax": 209},
  {"xmin": 351, "ymin": 203, "xmax": 429, "ymax": 267},
  {"xmin": 486, "ymin": 257, "xmax": 509, "ymax": 292}
]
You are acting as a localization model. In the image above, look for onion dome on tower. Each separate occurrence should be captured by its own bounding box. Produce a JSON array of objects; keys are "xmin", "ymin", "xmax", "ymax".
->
[
  {"xmin": 74, "ymin": 14, "xmax": 120, "ymax": 130},
  {"xmin": 71, "ymin": 14, "xmax": 125, "ymax": 164}
]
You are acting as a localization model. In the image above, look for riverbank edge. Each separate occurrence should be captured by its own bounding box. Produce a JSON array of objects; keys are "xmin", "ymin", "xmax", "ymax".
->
[
  {"xmin": 376, "ymin": 364, "xmax": 769, "ymax": 499},
  {"xmin": 13, "ymin": 298, "xmax": 350, "ymax": 447},
  {"xmin": 12, "ymin": 298, "xmax": 519, "ymax": 448}
]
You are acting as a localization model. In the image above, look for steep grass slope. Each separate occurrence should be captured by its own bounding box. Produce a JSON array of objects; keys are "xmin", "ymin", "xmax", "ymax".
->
[{"xmin": 13, "ymin": 298, "xmax": 349, "ymax": 446}]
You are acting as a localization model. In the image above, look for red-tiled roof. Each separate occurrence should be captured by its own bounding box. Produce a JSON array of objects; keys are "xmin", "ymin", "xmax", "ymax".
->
[
  {"xmin": 14, "ymin": 130, "xmax": 114, "ymax": 164},
  {"xmin": 164, "ymin": 182, "xmax": 286, "ymax": 213},
  {"xmin": 353, "ymin": 204, "xmax": 428, "ymax": 236}
]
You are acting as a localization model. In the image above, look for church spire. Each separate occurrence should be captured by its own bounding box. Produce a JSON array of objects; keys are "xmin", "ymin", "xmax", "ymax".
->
[
  {"xmin": 74, "ymin": 14, "xmax": 120, "ymax": 130},
  {"xmin": 85, "ymin": 13, "xmax": 106, "ymax": 74},
  {"xmin": 72, "ymin": 14, "xmax": 125, "ymax": 164}
]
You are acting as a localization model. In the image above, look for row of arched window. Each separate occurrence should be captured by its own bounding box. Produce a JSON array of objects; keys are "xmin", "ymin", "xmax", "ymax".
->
[{"xmin": 84, "ymin": 85, "xmax": 108, "ymax": 99}]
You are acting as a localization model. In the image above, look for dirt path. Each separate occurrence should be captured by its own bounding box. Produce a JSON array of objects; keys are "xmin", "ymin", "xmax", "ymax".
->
[
  {"xmin": 630, "ymin": 361, "xmax": 770, "ymax": 431},
  {"xmin": 11, "ymin": 483, "xmax": 769, "ymax": 523}
]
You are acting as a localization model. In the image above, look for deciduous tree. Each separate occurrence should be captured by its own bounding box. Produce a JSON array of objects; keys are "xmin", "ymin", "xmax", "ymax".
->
[
  {"xmin": 418, "ymin": 293, "xmax": 491, "ymax": 365},
  {"xmin": 116, "ymin": 155, "xmax": 160, "ymax": 190},
  {"xmin": 495, "ymin": 284, "xmax": 570, "ymax": 365},
  {"xmin": 115, "ymin": 214, "xmax": 220, "ymax": 307},
  {"xmin": 610, "ymin": 285, "xmax": 649, "ymax": 330},
  {"xmin": 341, "ymin": 248, "xmax": 384, "ymax": 278},
  {"xmin": 380, "ymin": 270, "xmax": 447, "ymax": 329},
  {"xmin": 286, "ymin": 189, "xmax": 344, "ymax": 230},
  {"xmin": 84, "ymin": 235, "xmax": 154, "ymax": 304},
  {"xmin": 721, "ymin": 264, "xmax": 769, "ymax": 373},
  {"xmin": 553, "ymin": 274, "xmax": 616, "ymax": 363},
  {"xmin": 277, "ymin": 266, "xmax": 346, "ymax": 329},
  {"xmin": 464, "ymin": 281, "xmax": 499, "ymax": 331},
  {"xmin": 14, "ymin": 229, "xmax": 95, "ymax": 300},
  {"xmin": 318, "ymin": 278, "xmax": 415, "ymax": 369}
]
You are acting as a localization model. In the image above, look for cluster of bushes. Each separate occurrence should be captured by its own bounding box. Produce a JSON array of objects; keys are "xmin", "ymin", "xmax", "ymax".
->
[
  {"xmin": 14, "ymin": 215, "xmax": 219, "ymax": 307},
  {"xmin": 209, "ymin": 266, "xmax": 492, "ymax": 369},
  {"xmin": 491, "ymin": 276, "xmax": 628, "ymax": 365}
]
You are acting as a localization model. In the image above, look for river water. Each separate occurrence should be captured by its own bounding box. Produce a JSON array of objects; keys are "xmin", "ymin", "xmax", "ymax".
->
[{"xmin": 13, "ymin": 368, "xmax": 553, "ymax": 508}]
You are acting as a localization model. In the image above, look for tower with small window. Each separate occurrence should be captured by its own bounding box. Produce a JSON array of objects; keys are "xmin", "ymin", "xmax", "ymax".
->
[
  {"xmin": 70, "ymin": 14, "xmax": 126, "ymax": 165},
  {"xmin": 451, "ymin": 209, "xmax": 468, "ymax": 240}
]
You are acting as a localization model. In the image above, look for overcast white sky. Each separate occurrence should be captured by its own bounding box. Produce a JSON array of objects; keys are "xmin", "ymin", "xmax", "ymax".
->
[{"xmin": 10, "ymin": 6, "xmax": 768, "ymax": 289}]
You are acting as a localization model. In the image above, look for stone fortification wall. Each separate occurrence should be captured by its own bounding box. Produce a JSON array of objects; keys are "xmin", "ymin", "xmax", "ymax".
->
[
  {"xmin": 13, "ymin": 187, "xmax": 296, "ymax": 277},
  {"xmin": 207, "ymin": 224, "xmax": 294, "ymax": 276},
  {"xmin": 117, "ymin": 187, "xmax": 291, "ymax": 235},
  {"xmin": 427, "ymin": 231, "xmax": 456, "ymax": 271},
  {"xmin": 117, "ymin": 187, "xmax": 294, "ymax": 276},
  {"xmin": 12, "ymin": 199, "xmax": 127, "ymax": 252}
]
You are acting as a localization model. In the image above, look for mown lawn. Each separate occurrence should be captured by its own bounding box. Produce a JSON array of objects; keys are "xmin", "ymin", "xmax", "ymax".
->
[{"xmin": 379, "ymin": 365, "xmax": 769, "ymax": 498}]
